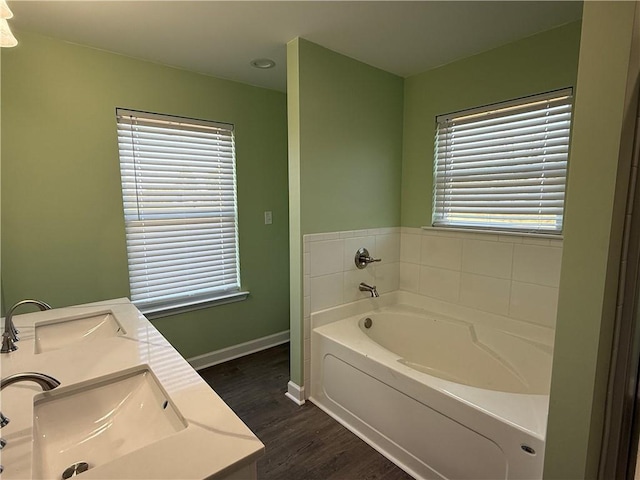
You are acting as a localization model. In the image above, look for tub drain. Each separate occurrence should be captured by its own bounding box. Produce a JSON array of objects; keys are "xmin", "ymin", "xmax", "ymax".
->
[
  {"xmin": 61, "ymin": 462, "xmax": 90, "ymax": 479},
  {"xmin": 364, "ymin": 317, "xmax": 373, "ymax": 329}
]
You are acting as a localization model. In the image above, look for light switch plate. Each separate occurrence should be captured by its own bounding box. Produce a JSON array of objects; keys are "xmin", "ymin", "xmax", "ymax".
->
[{"xmin": 264, "ymin": 211, "xmax": 273, "ymax": 225}]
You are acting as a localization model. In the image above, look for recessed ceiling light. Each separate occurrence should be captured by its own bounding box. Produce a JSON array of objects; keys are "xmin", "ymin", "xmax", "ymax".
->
[{"xmin": 250, "ymin": 58, "xmax": 276, "ymax": 69}]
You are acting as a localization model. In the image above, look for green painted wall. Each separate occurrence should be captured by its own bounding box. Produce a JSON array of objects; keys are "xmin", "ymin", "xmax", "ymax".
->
[
  {"xmin": 296, "ymin": 39, "xmax": 404, "ymax": 235},
  {"xmin": 286, "ymin": 38, "xmax": 404, "ymax": 385},
  {"xmin": 1, "ymin": 30, "xmax": 290, "ymax": 358},
  {"xmin": 544, "ymin": 3, "xmax": 638, "ymax": 478},
  {"xmin": 401, "ymin": 21, "xmax": 582, "ymax": 227}
]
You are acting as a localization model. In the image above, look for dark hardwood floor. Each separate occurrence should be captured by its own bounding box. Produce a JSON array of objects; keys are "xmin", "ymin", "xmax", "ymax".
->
[{"xmin": 199, "ymin": 343, "xmax": 414, "ymax": 480}]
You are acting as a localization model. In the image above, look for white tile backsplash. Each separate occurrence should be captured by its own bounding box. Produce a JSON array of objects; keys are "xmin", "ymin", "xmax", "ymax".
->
[
  {"xmin": 509, "ymin": 281, "xmax": 559, "ymax": 327},
  {"xmin": 322, "ymin": 232, "xmax": 341, "ymax": 241},
  {"xmin": 303, "ymin": 253, "xmax": 310, "ymax": 275},
  {"xmin": 376, "ymin": 234, "xmax": 401, "ymax": 263},
  {"xmin": 418, "ymin": 266, "xmax": 461, "ymax": 303},
  {"xmin": 523, "ymin": 237, "xmax": 553, "ymax": 246},
  {"xmin": 303, "ymin": 295, "xmax": 310, "ymax": 319},
  {"xmin": 304, "ymin": 228, "xmax": 400, "ymax": 333},
  {"xmin": 549, "ymin": 238, "xmax": 563, "ymax": 249},
  {"xmin": 304, "ymin": 227, "xmax": 563, "ymax": 324},
  {"xmin": 309, "ymin": 240, "xmax": 344, "ymax": 276},
  {"xmin": 499, "ymin": 235, "xmax": 523, "ymax": 244},
  {"xmin": 304, "ymin": 359, "xmax": 311, "ymax": 391},
  {"xmin": 460, "ymin": 273, "xmax": 511, "ymax": 316},
  {"xmin": 375, "ymin": 262, "xmax": 400, "ymax": 294},
  {"xmin": 306, "ymin": 230, "xmax": 399, "ymax": 314},
  {"xmin": 301, "ymin": 226, "xmax": 563, "ymax": 390},
  {"xmin": 472, "ymin": 232, "xmax": 499, "ymax": 242},
  {"xmin": 461, "ymin": 239, "xmax": 513, "ymax": 279},
  {"xmin": 402, "ymin": 228, "xmax": 562, "ymax": 324},
  {"xmin": 420, "ymin": 235, "xmax": 462, "ymax": 270},
  {"xmin": 512, "ymin": 244, "xmax": 563, "ymax": 287},
  {"xmin": 303, "ymin": 310, "xmax": 310, "ymax": 340},
  {"xmin": 303, "ymin": 274, "xmax": 309, "ymax": 297},
  {"xmin": 399, "ymin": 263, "xmax": 419, "ymax": 292},
  {"xmin": 400, "ymin": 233, "xmax": 421, "ymax": 264},
  {"xmin": 310, "ymin": 273, "xmax": 344, "ymax": 312}
]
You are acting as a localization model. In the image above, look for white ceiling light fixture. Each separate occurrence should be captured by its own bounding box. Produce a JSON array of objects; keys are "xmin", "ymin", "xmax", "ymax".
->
[
  {"xmin": 0, "ymin": 0, "xmax": 13, "ymax": 19},
  {"xmin": 0, "ymin": 18, "xmax": 17, "ymax": 47},
  {"xmin": 250, "ymin": 58, "xmax": 275, "ymax": 69}
]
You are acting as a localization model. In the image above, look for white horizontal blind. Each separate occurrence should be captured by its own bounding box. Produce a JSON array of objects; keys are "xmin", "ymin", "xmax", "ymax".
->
[
  {"xmin": 116, "ymin": 109, "xmax": 240, "ymax": 313},
  {"xmin": 433, "ymin": 89, "xmax": 573, "ymax": 234}
]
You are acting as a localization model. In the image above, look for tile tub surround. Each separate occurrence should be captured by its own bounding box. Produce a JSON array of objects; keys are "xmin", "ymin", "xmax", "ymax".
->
[
  {"xmin": 301, "ymin": 226, "xmax": 562, "ymax": 392},
  {"xmin": 0, "ymin": 299, "xmax": 263, "ymax": 479},
  {"xmin": 303, "ymin": 228, "xmax": 401, "ymax": 386},
  {"xmin": 400, "ymin": 227, "xmax": 563, "ymax": 329}
]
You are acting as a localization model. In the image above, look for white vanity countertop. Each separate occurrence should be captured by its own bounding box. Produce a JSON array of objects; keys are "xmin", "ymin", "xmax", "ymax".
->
[{"xmin": 0, "ymin": 298, "xmax": 264, "ymax": 479}]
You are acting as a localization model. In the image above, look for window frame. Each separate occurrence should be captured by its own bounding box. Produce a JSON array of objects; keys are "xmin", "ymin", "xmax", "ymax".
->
[
  {"xmin": 432, "ymin": 88, "xmax": 574, "ymax": 236},
  {"xmin": 115, "ymin": 108, "xmax": 248, "ymax": 318}
]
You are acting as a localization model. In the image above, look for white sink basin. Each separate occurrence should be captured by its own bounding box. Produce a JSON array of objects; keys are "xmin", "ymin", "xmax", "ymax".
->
[
  {"xmin": 32, "ymin": 368, "xmax": 187, "ymax": 479},
  {"xmin": 34, "ymin": 312, "xmax": 125, "ymax": 354}
]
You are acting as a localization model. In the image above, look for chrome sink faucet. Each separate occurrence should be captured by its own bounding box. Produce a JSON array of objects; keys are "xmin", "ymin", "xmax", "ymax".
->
[
  {"xmin": 359, "ymin": 282, "xmax": 379, "ymax": 298},
  {"xmin": 1, "ymin": 299, "xmax": 52, "ymax": 353},
  {"xmin": 0, "ymin": 372, "xmax": 60, "ymax": 391},
  {"xmin": 0, "ymin": 372, "xmax": 60, "ymax": 474}
]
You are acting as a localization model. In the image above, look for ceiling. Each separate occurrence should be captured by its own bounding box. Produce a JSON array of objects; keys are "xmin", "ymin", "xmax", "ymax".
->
[{"xmin": 8, "ymin": 1, "xmax": 583, "ymax": 92}]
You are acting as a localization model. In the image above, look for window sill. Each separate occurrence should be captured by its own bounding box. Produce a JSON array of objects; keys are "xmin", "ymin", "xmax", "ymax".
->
[
  {"xmin": 421, "ymin": 226, "xmax": 563, "ymax": 240},
  {"xmin": 139, "ymin": 291, "xmax": 250, "ymax": 320}
]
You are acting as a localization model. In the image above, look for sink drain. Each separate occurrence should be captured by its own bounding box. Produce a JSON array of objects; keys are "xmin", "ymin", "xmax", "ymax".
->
[{"xmin": 61, "ymin": 462, "xmax": 90, "ymax": 479}]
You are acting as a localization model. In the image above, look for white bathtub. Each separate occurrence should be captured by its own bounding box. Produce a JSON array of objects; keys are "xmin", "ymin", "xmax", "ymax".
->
[{"xmin": 310, "ymin": 294, "xmax": 553, "ymax": 480}]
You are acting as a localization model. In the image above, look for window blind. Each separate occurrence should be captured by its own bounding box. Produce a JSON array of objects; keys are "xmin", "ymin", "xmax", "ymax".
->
[
  {"xmin": 116, "ymin": 108, "xmax": 240, "ymax": 313},
  {"xmin": 433, "ymin": 89, "xmax": 573, "ymax": 234}
]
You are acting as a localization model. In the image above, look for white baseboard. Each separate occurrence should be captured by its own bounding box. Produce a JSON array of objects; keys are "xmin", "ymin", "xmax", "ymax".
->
[
  {"xmin": 285, "ymin": 380, "xmax": 306, "ymax": 406},
  {"xmin": 188, "ymin": 330, "xmax": 290, "ymax": 371}
]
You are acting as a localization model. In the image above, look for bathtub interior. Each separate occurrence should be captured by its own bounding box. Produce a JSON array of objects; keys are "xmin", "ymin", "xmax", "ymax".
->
[{"xmin": 358, "ymin": 309, "xmax": 552, "ymax": 394}]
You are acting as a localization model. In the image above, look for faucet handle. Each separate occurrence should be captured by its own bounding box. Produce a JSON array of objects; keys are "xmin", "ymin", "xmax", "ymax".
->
[
  {"xmin": 0, "ymin": 413, "xmax": 9, "ymax": 428},
  {"xmin": 355, "ymin": 248, "xmax": 382, "ymax": 269}
]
